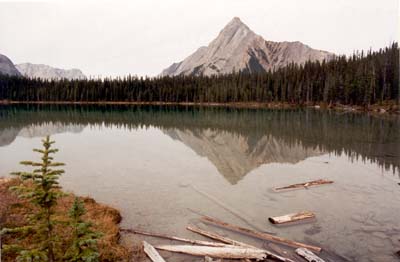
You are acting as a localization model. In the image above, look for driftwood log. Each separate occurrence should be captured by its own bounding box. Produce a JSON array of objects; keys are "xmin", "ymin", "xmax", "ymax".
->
[
  {"xmin": 201, "ymin": 216, "xmax": 322, "ymax": 252},
  {"xmin": 155, "ymin": 245, "xmax": 267, "ymax": 260},
  {"xmin": 187, "ymin": 225, "xmax": 297, "ymax": 262},
  {"xmin": 295, "ymin": 248, "xmax": 326, "ymax": 262},
  {"xmin": 269, "ymin": 211, "xmax": 316, "ymax": 224},
  {"xmin": 122, "ymin": 228, "xmax": 229, "ymax": 247},
  {"xmin": 143, "ymin": 241, "xmax": 166, "ymax": 262},
  {"xmin": 274, "ymin": 179, "xmax": 333, "ymax": 192},
  {"xmin": 187, "ymin": 225, "xmax": 255, "ymax": 248}
]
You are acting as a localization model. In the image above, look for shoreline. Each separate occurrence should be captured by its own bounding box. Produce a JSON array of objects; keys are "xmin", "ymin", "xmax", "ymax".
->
[
  {"xmin": 1, "ymin": 100, "xmax": 399, "ymax": 114},
  {"xmin": 0, "ymin": 177, "xmax": 135, "ymax": 262}
]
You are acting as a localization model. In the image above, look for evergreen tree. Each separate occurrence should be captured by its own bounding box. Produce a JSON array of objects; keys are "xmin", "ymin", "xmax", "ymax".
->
[
  {"xmin": 1, "ymin": 136, "xmax": 65, "ymax": 262},
  {"xmin": 64, "ymin": 197, "xmax": 101, "ymax": 262}
]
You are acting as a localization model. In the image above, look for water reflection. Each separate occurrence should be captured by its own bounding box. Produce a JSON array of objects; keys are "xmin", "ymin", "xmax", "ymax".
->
[
  {"xmin": 0, "ymin": 104, "xmax": 399, "ymax": 184},
  {"xmin": 1, "ymin": 104, "xmax": 399, "ymax": 262}
]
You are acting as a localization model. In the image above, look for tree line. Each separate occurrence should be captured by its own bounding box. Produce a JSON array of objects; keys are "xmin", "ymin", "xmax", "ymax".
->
[{"xmin": 0, "ymin": 43, "xmax": 398, "ymax": 106}]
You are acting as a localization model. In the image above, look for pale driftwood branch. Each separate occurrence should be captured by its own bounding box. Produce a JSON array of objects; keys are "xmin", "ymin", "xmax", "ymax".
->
[
  {"xmin": 143, "ymin": 241, "xmax": 166, "ymax": 262},
  {"xmin": 190, "ymin": 185, "xmax": 264, "ymax": 231},
  {"xmin": 188, "ymin": 226, "xmax": 252, "ymax": 262},
  {"xmin": 122, "ymin": 228, "xmax": 228, "ymax": 247},
  {"xmin": 201, "ymin": 216, "xmax": 322, "ymax": 252},
  {"xmin": 187, "ymin": 225, "xmax": 296, "ymax": 262},
  {"xmin": 274, "ymin": 179, "xmax": 333, "ymax": 192},
  {"xmin": 295, "ymin": 248, "xmax": 326, "ymax": 262},
  {"xmin": 155, "ymin": 245, "xmax": 267, "ymax": 260},
  {"xmin": 269, "ymin": 211, "xmax": 316, "ymax": 224},
  {"xmin": 187, "ymin": 225, "xmax": 255, "ymax": 248}
]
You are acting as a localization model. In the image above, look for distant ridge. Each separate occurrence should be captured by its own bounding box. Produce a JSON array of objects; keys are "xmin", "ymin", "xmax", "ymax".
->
[
  {"xmin": 16, "ymin": 63, "xmax": 86, "ymax": 80},
  {"xmin": 0, "ymin": 53, "xmax": 21, "ymax": 76},
  {"xmin": 161, "ymin": 17, "xmax": 334, "ymax": 76}
]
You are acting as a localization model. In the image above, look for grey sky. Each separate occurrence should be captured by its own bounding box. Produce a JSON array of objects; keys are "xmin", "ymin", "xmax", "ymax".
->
[{"xmin": 0, "ymin": 0, "xmax": 398, "ymax": 77}]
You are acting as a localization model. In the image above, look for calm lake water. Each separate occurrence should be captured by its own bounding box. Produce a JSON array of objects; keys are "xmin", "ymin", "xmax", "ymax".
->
[{"xmin": 0, "ymin": 105, "xmax": 399, "ymax": 261}]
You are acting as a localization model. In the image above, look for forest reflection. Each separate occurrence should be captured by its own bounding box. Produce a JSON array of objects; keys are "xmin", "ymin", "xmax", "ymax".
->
[{"xmin": 0, "ymin": 104, "xmax": 398, "ymax": 182}]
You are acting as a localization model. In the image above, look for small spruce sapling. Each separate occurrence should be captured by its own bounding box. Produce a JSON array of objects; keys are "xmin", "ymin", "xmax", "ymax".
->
[
  {"xmin": 64, "ymin": 197, "xmax": 102, "ymax": 262},
  {"xmin": 1, "ymin": 136, "xmax": 65, "ymax": 262}
]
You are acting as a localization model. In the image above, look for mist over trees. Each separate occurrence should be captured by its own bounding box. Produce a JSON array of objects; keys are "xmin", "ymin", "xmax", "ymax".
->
[{"xmin": 0, "ymin": 43, "xmax": 398, "ymax": 106}]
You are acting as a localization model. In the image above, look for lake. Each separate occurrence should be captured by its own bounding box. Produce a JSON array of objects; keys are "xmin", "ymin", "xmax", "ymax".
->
[{"xmin": 0, "ymin": 104, "xmax": 399, "ymax": 261}]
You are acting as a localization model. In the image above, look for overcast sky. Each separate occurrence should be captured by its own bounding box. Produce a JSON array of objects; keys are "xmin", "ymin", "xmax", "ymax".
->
[{"xmin": 0, "ymin": 0, "xmax": 398, "ymax": 77}]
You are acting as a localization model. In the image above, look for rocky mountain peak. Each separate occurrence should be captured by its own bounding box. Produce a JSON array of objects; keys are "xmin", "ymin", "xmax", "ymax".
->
[
  {"xmin": 161, "ymin": 17, "xmax": 334, "ymax": 76},
  {"xmin": 221, "ymin": 16, "xmax": 251, "ymax": 34}
]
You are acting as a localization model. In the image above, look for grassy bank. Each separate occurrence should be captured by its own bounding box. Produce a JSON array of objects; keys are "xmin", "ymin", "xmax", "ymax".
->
[{"xmin": 0, "ymin": 177, "xmax": 137, "ymax": 262}]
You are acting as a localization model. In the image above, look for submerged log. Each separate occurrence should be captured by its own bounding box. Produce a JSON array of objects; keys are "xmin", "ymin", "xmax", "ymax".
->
[
  {"xmin": 397, "ymin": 250, "xmax": 400, "ymax": 257},
  {"xmin": 122, "ymin": 228, "xmax": 229, "ymax": 247},
  {"xmin": 143, "ymin": 241, "xmax": 166, "ymax": 262},
  {"xmin": 190, "ymin": 184, "xmax": 264, "ymax": 231},
  {"xmin": 274, "ymin": 179, "xmax": 334, "ymax": 192},
  {"xmin": 201, "ymin": 216, "xmax": 322, "ymax": 252},
  {"xmin": 269, "ymin": 211, "xmax": 316, "ymax": 224},
  {"xmin": 295, "ymin": 248, "xmax": 326, "ymax": 262},
  {"xmin": 187, "ymin": 225, "xmax": 255, "ymax": 248},
  {"xmin": 155, "ymin": 245, "xmax": 267, "ymax": 260}
]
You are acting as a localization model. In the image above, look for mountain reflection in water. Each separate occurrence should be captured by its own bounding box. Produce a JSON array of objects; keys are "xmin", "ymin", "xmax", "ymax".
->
[{"xmin": 0, "ymin": 104, "xmax": 398, "ymax": 184}]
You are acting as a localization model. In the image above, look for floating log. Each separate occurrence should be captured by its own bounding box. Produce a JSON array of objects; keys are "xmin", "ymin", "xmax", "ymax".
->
[
  {"xmin": 187, "ymin": 225, "xmax": 297, "ymax": 262},
  {"xmin": 122, "ymin": 228, "xmax": 229, "ymax": 247},
  {"xmin": 295, "ymin": 248, "xmax": 326, "ymax": 262},
  {"xmin": 155, "ymin": 245, "xmax": 267, "ymax": 260},
  {"xmin": 269, "ymin": 211, "xmax": 316, "ymax": 224},
  {"xmin": 143, "ymin": 241, "xmax": 166, "ymax": 262},
  {"xmin": 274, "ymin": 179, "xmax": 334, "ymax": 192},
  {"xmin": 201, "ymin": 216, "xmax": 322, "ymax": 252}
]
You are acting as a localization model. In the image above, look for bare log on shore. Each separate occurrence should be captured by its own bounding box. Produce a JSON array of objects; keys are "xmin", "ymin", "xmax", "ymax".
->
[
  {"xmin": 122, "ymin": 228, "xmax": 229, "ymax": 247},
  {"xmin": 201, "ymin": 216, "xmax": 322, "ymax": 252},
  {"xmin": 143, "ymin": 241, "xmax": 166, "ymax": 262},
  {"xmin": 155, "ymin": 245, "xmax": 267, "ymax": 260},
  {"xmin": 295, "ymin": 248, "xmax": 326, "ymax": 262},
  {"xmin": 187, "ymin": 225, "xmax": 296, "ymax": 262},
  {"xmin": 274, "ymin": 179, "xmax": 333, "ymax": 192},
  {"xmin": 269, "ymin": 211, "xmax": 316, "ymax": 224}
]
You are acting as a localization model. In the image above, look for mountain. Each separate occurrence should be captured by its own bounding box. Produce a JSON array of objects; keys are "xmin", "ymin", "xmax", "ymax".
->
[
  {"xmin": 0, "ymin": 54, "xmax": 21, "ymax": 76},
  {"xmin": 16, "ymin": 63, "xmax": 86, "ymax": 80},
  {"xmin": 161, "ymin": 17, "xmax": 334, "ymax": 76}
]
